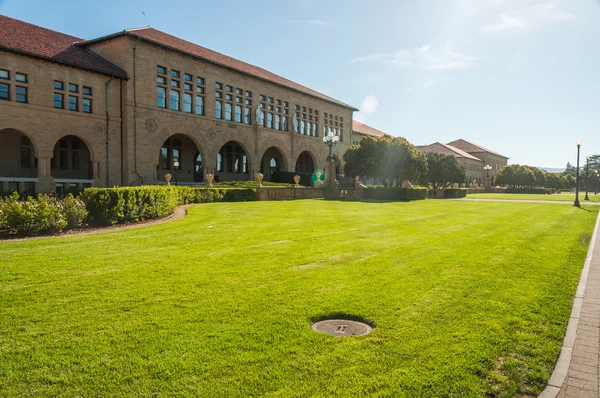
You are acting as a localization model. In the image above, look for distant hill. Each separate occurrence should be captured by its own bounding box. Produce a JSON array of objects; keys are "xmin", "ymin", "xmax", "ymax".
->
[{"xmin": 538, "ymin": 167, "xmax": 566, "ymax": 174}]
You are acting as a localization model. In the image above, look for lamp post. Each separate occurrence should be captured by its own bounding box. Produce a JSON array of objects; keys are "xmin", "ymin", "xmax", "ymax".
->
[
  {"xmin": 173, "ymin": 161, "xmax": 180, "ymax": 186},
  {"xmin": 484, "ymin": 164, "xmax": 492, "ymax": 185},
  {"xmin": 574, "ymin": 140, "xmax": 581, "ymax": 207},
  {"xmin": 323, "ymin": 131, "xmax": 339, "ymax": 188},
  {"xmin": 584, "ymin": 155, "xmax": 590, "ymax": 201}
]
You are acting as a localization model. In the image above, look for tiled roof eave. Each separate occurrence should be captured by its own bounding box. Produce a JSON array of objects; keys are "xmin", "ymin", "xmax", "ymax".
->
[
  {"xmin": 77, "ymin": 31, "xmax": 357, "ymax": 111},
  {"xmin": 0, "ymin": 45, "xmax": 129, "ymax": 79}
]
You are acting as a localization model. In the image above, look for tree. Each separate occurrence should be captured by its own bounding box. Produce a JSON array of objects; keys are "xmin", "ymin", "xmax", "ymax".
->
[
  {"xmin": 496, "ymin": 164, "xmax": 535, "ymax": 188},
  {"xmin": 420, "ymin": 152, "xmax": 466, "ymax": 188},
  {"xmin": 529, "ymin": 167, "xmax": 547, "ymax": 187},
  {"xmin": 545, "ymin": 173, "xmax": 566, "ymax": 190},
  {"xmin": 344, "ymin": 135, "xmax": 428, "ymax": 187}
]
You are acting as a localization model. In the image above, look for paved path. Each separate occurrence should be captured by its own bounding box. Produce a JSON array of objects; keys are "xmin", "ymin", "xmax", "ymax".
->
[
  {"xmin": 540, "ymin": 209, "xmax": 600, "ymax": 398},
  {"xmin": 452, "ymin": 198, "xmax": 600, "ymax": 205}
]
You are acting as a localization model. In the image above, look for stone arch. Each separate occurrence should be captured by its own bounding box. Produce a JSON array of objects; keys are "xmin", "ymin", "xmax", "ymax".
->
[
  {"xmin": 50, "ymin": 134, "xmax": 97, "ymax": 163},
  {"xmin": 295, "ymin": 150, "xmax": 317, "ymax": 175},
  {"xmin": 259, "ymin": 146, "xmax": 288, "ymax": 181},
  {"xmin": 215, "ymin": 140, "xmax": 252, "ymax": 182},
  {"xmin": 49, "ymin": 135, "xmax": 95, "ymax": 182},
  {"xmin": 213, "ymin": 134, "xmax": 254, "ymax": 173},
  {"xmin": 0, "ymin": 127, "xmax": 42, "ymax": 157},
  {"xmin": 155, "ymin": 133, "xmax": 206, "ymax": 184}
]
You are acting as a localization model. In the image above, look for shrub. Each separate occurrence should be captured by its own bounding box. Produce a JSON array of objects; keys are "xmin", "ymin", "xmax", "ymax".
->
[
  {"xmin": 443, "ymin": 189, "xmax": 468, "ymax": 198},
  {"xmin": 82, "ymin": 186, "xmax": 256, "ymax": 226},
  {"xmin": 505, "ymin": 188, "xmax": 551, "ymax": 194},
  {"xmin": 61, "ymin": 194, "xmax": 89, "ymax": 228},
  {"xmin": 0, "ymin": 192, "xmax": 72, "ymax": 236},
  {"xmin": 213, "ymin": 180, "xmax": 293, "ymax": 187},
  {"xmin": 363, "ymin": 187, "xmax": 428, "ymax": 201}
]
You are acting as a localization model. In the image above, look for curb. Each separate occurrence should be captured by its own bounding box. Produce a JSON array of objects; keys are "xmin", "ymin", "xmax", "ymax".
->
[{"xmin": 538, "ymin": 209, "xmax": 600, "ymax": 398}]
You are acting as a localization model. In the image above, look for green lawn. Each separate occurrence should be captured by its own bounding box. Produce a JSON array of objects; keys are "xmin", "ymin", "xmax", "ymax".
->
[
  {"xmin": 1, "ymin": 200, "xmax": 597, "ymax": 397},
  {"xmin": 468, "ymin": 192, "xmax": 600, "ymax": 202}
]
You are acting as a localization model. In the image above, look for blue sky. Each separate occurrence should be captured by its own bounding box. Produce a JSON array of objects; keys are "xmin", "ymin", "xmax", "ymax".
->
[{"xmin": 1, "ymin": 0, "xmax": 599, "ymax": 168}]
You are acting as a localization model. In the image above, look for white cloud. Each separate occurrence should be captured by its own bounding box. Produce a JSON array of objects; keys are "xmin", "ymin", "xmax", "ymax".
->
[
  {"xmin": 351, "ymin": 45, "xmax": 478, "ymax": 71},
  {"xmin": 284, "ymin": 20, "xmax": 333, "ymax": 27},
  {"xmin": 482, "ymin": 3, "xmax": 574, "ymax": 33},
  {"xmin": 297, "ymin": 0, "xmax": 313, "ymax": 9},
  {"xmin": 361, "ymin": 95, "xmax": 379, "ymax": 114}
]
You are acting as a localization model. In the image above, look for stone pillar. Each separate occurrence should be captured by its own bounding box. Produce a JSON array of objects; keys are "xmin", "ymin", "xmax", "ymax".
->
[{"xmin": 36, "ymin": 156, "xmax": 55, "ymax": 194}]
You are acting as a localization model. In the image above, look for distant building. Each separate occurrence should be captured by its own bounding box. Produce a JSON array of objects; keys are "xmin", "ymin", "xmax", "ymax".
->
[
  {"xmin": 446, "ymin": 139, "xmax": 509, "ymax": 182},
  {"xmin": 351, "ymin": 120, "xmax": 385, "ymax": 145},
  {"xmin": 417, "ymin": 142, "xmax": 485, "ymax": 184}
]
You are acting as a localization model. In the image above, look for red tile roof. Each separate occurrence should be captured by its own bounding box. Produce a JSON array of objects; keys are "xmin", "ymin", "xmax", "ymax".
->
[
  {"xmin": 447, "ymin": 139, "xmax": 509, "ymax": 159},
  {"xmin": 418, "ymin": 142, "xmax": 482, "ymax": 161},
  {"xmin": 0, "ymin": 14, "xmax": 128, "ymax": 79},
  {"xmin": 352, "ymin": 121, "xmax": 386, "ymax": 137},
  {"xmin": 78, "ymin": 27, "xmax": 357, "ymax": 110}
]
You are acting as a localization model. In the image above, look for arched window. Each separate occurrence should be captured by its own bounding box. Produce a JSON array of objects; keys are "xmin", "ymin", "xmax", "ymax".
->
[
  {"xmin": 295, "ymin": 152, "xmax": 314, "ymax": 175},
  {"xmin": 270, "ymin": 157, "xmax": 278, "ymax": 174},
  {"xmin": 217, "ymin": 142, "xmax": 248, "ymax": 174}
]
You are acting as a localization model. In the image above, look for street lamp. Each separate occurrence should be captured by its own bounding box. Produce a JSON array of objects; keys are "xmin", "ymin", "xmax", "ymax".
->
[
  {"xmin": 574, "ymin": 140, "xmax": 581, "ymax": 207},
  {"xmin": 484, "ymin": 164, "xmax": 492, "ymax": 187},
  {"xmin": 585, "ymin": 155, "xmax": 590, "ymax": 201},
  {"xmin": 173, "ymin": 160, "xmax": 180, "ymax": 186},
  {"xmin": 323, "ymin": 131, "xmax": 340, "ymax": 188}
]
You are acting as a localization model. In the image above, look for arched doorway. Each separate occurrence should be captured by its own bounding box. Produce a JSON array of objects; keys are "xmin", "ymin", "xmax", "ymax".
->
[
  {"xmin": 216, "ymin": 141, "xmax": 250, "ymax": 182},
  {"xmin": 50, "ymin": 135, "xmax": 93, "ymax": 195},
  {"xmin": 157, "ymin": 134, "xmax": 203, "ymax": 184},
  {"xmin": 0, "ymin": 128, "xmax": 38, "ymax": 194},
  {"xmin": 295, "ymin": 151, "xmax": 315, "ymax": 175},
  {"xmin": 260, "ymin": 147, "xmax": 286, "ymax": 181}
]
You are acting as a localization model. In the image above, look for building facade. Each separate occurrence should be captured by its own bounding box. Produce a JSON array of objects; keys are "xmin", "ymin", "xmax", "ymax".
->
[
  {"xmin": 0, "ymin": 15, "xmax": 357, "ymax": 194},
  {"xmin": 417, "ymin": 142, "xmax": 485, "ymax": 184},
  {"xmin": 446, "ymin": 139, "xmax": 509, "ymax": 183}
]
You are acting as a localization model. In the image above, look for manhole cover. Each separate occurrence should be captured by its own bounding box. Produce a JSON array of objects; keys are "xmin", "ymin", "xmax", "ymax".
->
[{"xmin": 311, "ymin": 319, "xmax": 373, "ymax": 337}]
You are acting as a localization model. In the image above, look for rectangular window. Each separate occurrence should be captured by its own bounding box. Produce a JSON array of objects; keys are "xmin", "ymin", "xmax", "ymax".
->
[
  {"xmin": 0, "ymin": 69, "xmax": 9, "ymax": 79},
  {"xmin": 59, "ymin": 150, "xmax": 68, "ymax": 169},
  {"xmin": 157, "ymin": 87, "xmax": 166, "ymax": 108},
  {"xmin": 215, "ymin": 91, "xmax": 222, "ymax": 98},
  {"xmin": 82, "ymin": 98, "xmax": 92, "ymax": 113},
  {"xmin": 216, "ymin": 82, "xmax": 223, "ymax": 90},
  {"xmin": 215, "ymin": 100, "xmax": 222, "ymax": 119},
  {"xmin": 170, "ymin": 90, "xmax": 180, "ymax": 111},
  {"xmin": 171, "ymin": 80, "xmax": 180, "ymax": 88},
  {"xmin": 245, "ymin": 91, "xmax": 252, "ymax": 97},
  {"xmin": 171, "ymin": 70, "xmax": 180, "ymax": 78},
  {"xmin": 183, "ymin": 93, "xmax": 192, "ymax": 113},
  {"xmin": 157, "ymin": 76, "xmax": 166, "ymax": 84},
  {"xmin": 184, "ymin": 73, "xmax": 192, "ymax": 81},
  {"xmin": 68, "ymin": 83, "xmax": 78, "ymax": 93},
  {"xmin": 235, "ymin": 88, "xmax": 242, "ymax": 95},
  {"xmin": 16, "ymin": 73, "xmax": 27, "ymax": 83},
  {"xmin": 54, "ymin": 80, "xmax": 63, "ymax": 90},
  {"xmin": 82, "ymin": 86, "xmax": 92, "ymax": 95},
  {"xmin": 0, "ymin": 83, "xmax": 9, "ymax": 101},
  {"xmin": 15, "ymin": 86, "xmax": 27, "ymax": 103},
  {"xmin": 225, "ymin": 103, "xmax": 232, "ymax": 121},
  {"xmin": 225, "ymin": 85, "xmax": 233, "ymax": 92},
  {"xmin": 20, "ymin": 147, "xmax": 31, "ymax": 168},
  {"xmin": 244, "ymin": 107, "xmax": 251, "ymax": 124},
  {"xmin": 195, "ymin": 96, "xmax": 204, "ymax": 115},
  {"xmin": 160, "ymin": 147, "xmax": 169, "ymax": 169},
  {"xmin": 54, "ymin": 93, "xmax": 63, "ymax": 108},
  {"xmin": 267, "ymin": 113, "xmax": 273, "ymax": 129},
  {"xmin": 184, "ymin": 83, "xmax": 192, "ymax": 91},
  {"xmin": 275, "ymin": 114, "xmax": 280, "ymax": 130},
  {"xmin": 234, "ymin": 105, "xmax": 242, "ymax": 123},
  {"xmin": 268, "ymin": 97, "xmax": 273, "ymax": 103},
  {"xmin": 157, "ymin": 65, "xmax": 167, "ymax": 74},
  {"xmin": 68, "ymin": 95, "xmax": 78, "ymax": 111},
  {"xmin": 196, "ymin": 77, "xmax": 205, "ymax": 85},
  {"xmin": 72, "ymin": 151, "xmax": 80, "ymax": 170}
]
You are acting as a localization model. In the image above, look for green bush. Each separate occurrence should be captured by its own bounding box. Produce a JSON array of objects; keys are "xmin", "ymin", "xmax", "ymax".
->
[
  {"xmin": 0, "ymin": 192, "xmax": 88, "ymax": 236},
  {"xmin": 82, "ymin": 186, "xmax": 256, "ymax": 226},
  {"xmin": 363, "ymin": 187, "xmax": 428, "ymax": 201},
  {"xmin": 505, "ymin": 188, "xmax": 551, "ymax": 194},
  {"xmin": 213, "ymin": 181, "xmax": 293, "ymax": 187},
  {"xmin": 443, "ymin": 189, "xmax": 468, "ymax": 198}
]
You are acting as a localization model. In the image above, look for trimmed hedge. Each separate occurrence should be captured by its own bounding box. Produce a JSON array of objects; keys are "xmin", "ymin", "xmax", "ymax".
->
[
  {"xmin": 363, "ymin": 187, "xmax": 428, "ymax": 201},
  {"xmin": 443, "ymin": 189, "xmax": 468, "ymax": 198},
  {"xmin": 505, "ymin": 188, "xmax": 551, "ymax": 194},
  {"xmin": 213, "ymin": 181, "xmax": 294, "ymax": 187},
  {"xmin": 82, "ymin": 186, "xmax": 256, "ymax": 226},
  {"xmin": 0, "ymin": 192, "xmax": 88, "ymax": 236}
]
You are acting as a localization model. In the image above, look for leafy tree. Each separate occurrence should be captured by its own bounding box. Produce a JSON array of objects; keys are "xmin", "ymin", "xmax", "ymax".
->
[
  {"xmin": 545, "ymin": 173, "xmax": 566, "ymax": 190},
  {"xmin": 344, "ymin": 135, "xmax": 428, "ymax": 187},
  {"xmin": 529, "ymin": 167, "xmax": 547, "ymax": 187},
  {"xmin": 420, "ymin": 152, "xmax": 466, "ymax": 188},
  {"xmin": 496, "ymin": 164, "xmax": 535, "ymax": 188}
]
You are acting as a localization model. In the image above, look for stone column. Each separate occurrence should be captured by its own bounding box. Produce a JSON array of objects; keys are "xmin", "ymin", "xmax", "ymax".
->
[{"xmin": 36, "ymin": 156, "xmax": 55, "ymax": 194}]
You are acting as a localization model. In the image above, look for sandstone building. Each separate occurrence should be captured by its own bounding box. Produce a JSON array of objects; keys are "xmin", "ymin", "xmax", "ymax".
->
[{"xmin": 0, "ymin": 15, "xmax": 357, "ymax": 194}]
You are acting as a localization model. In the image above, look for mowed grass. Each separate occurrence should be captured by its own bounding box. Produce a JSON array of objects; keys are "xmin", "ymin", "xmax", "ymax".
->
[
  {"xmin": 0, "ymin": 201, "xmax": 598, "ymax": 397},
  {"xmin": 468, "ymin": 192, "xmax": 600, "ymax": 202}
]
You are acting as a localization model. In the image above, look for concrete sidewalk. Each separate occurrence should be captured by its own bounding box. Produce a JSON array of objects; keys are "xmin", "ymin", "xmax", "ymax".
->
[
  {"xmin": 453, "ymin": 198, "xmax": 600, "ymax": 205},
  {"xmin": 540, "ymin": 210, "xmax": 600, "ymax": 398}
]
